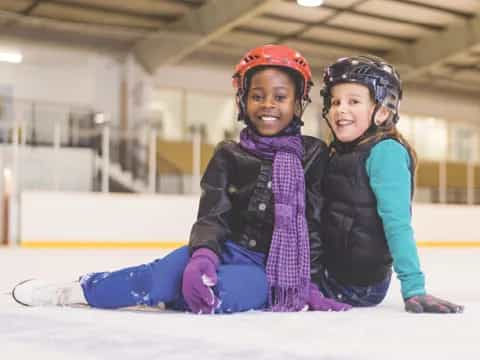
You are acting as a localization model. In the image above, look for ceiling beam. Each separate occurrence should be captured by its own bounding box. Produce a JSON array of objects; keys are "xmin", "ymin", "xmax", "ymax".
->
[
  {"xmin": 263, "ymin": 13, "xmax": 414, "ymax": 43},
  {"xmin": 387, "ymin": 8, "xmax": 480, "ymax": 80},
  {"xmin": 0, "ymin": 9, "xmax": 141, "ymax": 59},
  {"xmin": 22, "ymin": 0, "xmax": 44, "ymax": 15},
  {"xmin": 284, "ymin": 0, "xmax": 446, "ymax": 31},
  {"xmin": 133, "ymin": 0, "xmax": 279, "ymax": 73},
  {"xmin": 0, "ymin": 9, "xmax": 148, "ymax": 39},
  {"xmin": 235, "ymin": 26, "xmax": 388, "ymax": 54},
  {"xmin": 48, "ymin": 0, "xmax": 177, "ymax": 23},
  {"xmin": 395, "ymin": 0, "xmax": 474, "ymax": 18}
]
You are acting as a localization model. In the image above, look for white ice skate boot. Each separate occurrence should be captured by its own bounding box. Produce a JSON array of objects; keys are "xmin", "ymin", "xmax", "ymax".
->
[{"xmin": 12, "ymin": 279, "xmax": 87, "ymax": 307}]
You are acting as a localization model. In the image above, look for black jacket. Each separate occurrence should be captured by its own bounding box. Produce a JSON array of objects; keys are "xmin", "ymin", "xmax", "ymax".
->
[
  {"xmin": 321, "ymin": 137, "xmax": 400, "ymax": 286},
  {"xmin": 189, "ymin": 136, "xmax": 328, "ymax": 280}
]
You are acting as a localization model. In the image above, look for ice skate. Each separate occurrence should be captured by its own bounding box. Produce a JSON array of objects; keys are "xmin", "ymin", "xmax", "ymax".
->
[{"xmin": 12, "ymin": 279, "xmax": 87, "ymax": 307}]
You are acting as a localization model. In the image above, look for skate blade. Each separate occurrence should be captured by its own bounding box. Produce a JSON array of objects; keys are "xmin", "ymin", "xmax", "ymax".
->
[{"xmin": 11, "ymin": 279, "xmax": 36, "ymax": 306}]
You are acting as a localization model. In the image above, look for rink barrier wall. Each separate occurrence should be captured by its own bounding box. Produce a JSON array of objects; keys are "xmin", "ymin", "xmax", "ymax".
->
[
  {"xmin": 20, "ymin": 241, "xmax": 187, "ymax": 249},
  {"xmin": 16, "ymin": 191, "xmax": 480, "ymax": 248},
  {"xmin": 19, "ymin": 241, "xmax": 480, "ymax": 248}
]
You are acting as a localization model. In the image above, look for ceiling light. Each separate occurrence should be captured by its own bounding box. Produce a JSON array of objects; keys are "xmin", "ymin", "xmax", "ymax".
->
[
  {"xmin": 94, "ymin": 112, "xmax": 106, "ymax": 124},
  {"xmin": 297, "ymin": 0, "xmax": 324, "ymax": 7},
  {"xmin": 0, "ymin": 51, "xmax": 22, "ymax": 64}
]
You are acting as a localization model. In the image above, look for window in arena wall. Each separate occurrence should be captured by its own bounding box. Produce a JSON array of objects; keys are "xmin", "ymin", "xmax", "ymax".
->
[
  {"xmin": 151, "ymin": 88, "xmax": 184, "ymax": 141},
  {"xmin": 301, "ymin": 103, "xmax": 321, "ymax": 138},
  {"xmin": 449, "ymin": 124, "xmax": 479, "ymax": 164},
  {"xmin": 396, "ymin": 114, "xmax": 413, "ymax": 144},
  {"xmin": 411, "ymin": 116, "xmax": 448, "ymax": 161},
  {"xmin": 185, "ymin": 91, "xmax": 236, "ymax": 145}
]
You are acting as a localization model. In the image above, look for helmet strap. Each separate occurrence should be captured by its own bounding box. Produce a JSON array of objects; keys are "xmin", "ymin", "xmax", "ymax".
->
[
  {"xmin": 236, "ymin": 89, "xmax": 247, "ymax": 121},
  {"xmin": 360, "ymin": 103, "xmax": 381, "ymax": 139}
]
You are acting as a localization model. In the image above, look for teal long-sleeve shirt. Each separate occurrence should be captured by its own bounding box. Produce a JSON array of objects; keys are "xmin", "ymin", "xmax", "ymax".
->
[{"xmin": 365, "ymin": 139, "xmax": 426, "ymax": 299}]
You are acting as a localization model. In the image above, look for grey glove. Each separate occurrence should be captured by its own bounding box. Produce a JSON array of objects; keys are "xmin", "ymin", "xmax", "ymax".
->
[{"xmin": 404, "ymin": 294, "xmax": 464, "ymax": 314}]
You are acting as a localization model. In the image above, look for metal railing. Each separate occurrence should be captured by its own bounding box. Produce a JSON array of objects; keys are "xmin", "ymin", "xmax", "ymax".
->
[{"xmin": 0, "ymin": 97, "xmax": 201, "ymax": 195}]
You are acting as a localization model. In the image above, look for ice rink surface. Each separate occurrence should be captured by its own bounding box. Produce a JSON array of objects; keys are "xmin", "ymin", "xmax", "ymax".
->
[{"xmin": 1, "ymin": 247, "xmax": 478, "ymax": 360}]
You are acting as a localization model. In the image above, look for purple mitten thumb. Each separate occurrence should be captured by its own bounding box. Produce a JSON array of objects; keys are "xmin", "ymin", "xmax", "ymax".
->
[
  {"xmin": 308, "ymin": 282, "xmax": 352, "ymax": 312},
  {"xmin": 182, "ymin": 248, "xmax": 220, "ymax": 314}
]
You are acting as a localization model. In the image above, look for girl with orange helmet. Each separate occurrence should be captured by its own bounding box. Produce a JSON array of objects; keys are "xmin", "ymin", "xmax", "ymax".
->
[{"xmin": 12, "ymin": 45, "xmax": 350, "ymax": 314}]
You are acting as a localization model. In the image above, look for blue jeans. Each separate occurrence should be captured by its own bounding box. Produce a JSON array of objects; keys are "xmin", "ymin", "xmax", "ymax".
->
[
  {"xmin": 80, "ymin": 242, "xmax": 268, "ymax": 314},
  {"xmin": 316, "ymin": 268, "xmax": 392, "ymax": 307}
]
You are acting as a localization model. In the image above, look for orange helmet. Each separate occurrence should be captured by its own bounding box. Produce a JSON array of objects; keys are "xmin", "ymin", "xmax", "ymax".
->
[
  {"xmin": 232, "ymin": 44, "xmax": 313, "ymax": 100},
  {"xmin": 232, "ymin": 44, "xmax": 313, "ymax": 122}
]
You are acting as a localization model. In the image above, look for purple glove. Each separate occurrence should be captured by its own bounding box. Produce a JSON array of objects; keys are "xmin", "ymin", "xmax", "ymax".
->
[
  {"xmin": 404, "ymin": 294, "xmax": 464, "ymax": 314},
  {"xmin": 307, "ymin": 282, "xmax": 352, "ymax": 312},
  {"xmin": 182, "ymin": 248, "xmax": 220, "ymax": 314}
]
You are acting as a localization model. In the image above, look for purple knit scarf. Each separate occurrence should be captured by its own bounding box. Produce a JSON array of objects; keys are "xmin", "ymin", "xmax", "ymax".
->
[{"xmin": 239, "ymin": 126, "xmax": 310, "ymax": 312}]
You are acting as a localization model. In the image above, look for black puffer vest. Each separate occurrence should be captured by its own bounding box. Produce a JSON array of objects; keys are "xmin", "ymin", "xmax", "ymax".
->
[{"xmin": 322, "ymin": 136, "xmax": 412, "ymax": 286}]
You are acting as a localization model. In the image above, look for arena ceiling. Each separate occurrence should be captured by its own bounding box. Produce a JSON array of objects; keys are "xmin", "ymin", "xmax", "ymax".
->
[{"xmin": 0, "ymin": 0, "xmax": 479, "ymax": 93}]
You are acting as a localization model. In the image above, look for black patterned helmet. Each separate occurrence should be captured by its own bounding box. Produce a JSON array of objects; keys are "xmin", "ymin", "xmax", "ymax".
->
[{"xmin": 321, "ymin": 55, "xmax": 402, "ymax": 123}]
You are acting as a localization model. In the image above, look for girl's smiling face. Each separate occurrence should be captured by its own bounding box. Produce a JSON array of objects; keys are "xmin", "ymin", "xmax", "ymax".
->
[
  {"xmin": 327, "ymin": 82, "xmax": 376, "ymax": 143},
  {"xmin": 246, "ymin": 67, "xmax": 297, "ymax": 136}
]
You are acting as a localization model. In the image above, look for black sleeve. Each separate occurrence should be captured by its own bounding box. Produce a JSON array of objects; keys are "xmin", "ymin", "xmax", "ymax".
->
[
  {"xmin": 305, "ymin": 142, "xmax": 329, "ymax": 285},
  {"xmin": 188, "ymin": 143, "xmax": 233, "ymax": 256}
]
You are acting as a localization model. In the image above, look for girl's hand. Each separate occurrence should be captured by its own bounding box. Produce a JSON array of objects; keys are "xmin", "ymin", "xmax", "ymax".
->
[
  {"xmin": 404, "ymin": 294, "xmax": 464, "ymax": 313},
  {"xmin": 182, "ymin": 248, "xmax": 220, "ymax": 314}
]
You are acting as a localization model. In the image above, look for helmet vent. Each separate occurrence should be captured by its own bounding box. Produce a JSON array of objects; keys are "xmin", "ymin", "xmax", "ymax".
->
[
  {"xmin": 352, "ymin": 65, "xmax": 371, "ymax": 75},
  {"xmin": 295, "ymin": 58, "xmax": 307, "ymax": 68},
  {"xmin": 243, "ymin": 54, "xmax": 260, "ymax": 64}
]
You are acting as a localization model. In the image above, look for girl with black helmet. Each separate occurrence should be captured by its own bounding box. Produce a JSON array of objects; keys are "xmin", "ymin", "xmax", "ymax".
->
[
  {"xmin": 316, "ymin": 55, "xmax": 463, "ymax": 313},
  {"xmin": 12, "ymin": 45, "xmax": 350, "ymax": 314}
]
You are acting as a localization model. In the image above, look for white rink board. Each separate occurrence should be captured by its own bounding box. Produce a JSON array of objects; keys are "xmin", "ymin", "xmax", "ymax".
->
[
  {"xmin": 20, "ymin": 191, "xmax": 199, "ymax": 243},
  {"xmin": 412, "ymin": 204, "xmax": 480, "ymax": 242},
  {"xmin": 20, "ymin": 191, "xmax": 480, "ymax": 244}
]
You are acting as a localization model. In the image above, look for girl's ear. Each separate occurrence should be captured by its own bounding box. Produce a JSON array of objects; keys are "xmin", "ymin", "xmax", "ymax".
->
[
  {"xmin": 374, "ymin": 106, "xmax": 390, "ymax": 126},
  {"xmin": 294, "ymin": 100, "xmax": 303, "ymax": 117}
]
